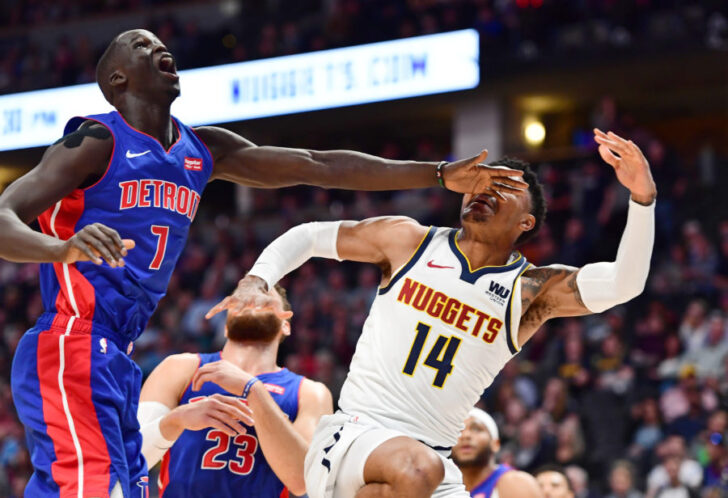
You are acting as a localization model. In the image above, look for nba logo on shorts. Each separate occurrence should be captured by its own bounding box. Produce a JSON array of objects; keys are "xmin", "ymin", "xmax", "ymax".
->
[
  {"xmin": 136, "ymin": 476, "xmax": 149, "ymax": 497},
  {"xmin": 99, "ymin": 338, "xmax": 107, "ymax": 354}
]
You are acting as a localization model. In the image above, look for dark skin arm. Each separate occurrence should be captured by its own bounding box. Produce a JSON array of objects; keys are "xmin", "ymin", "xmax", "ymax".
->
[
  {"xmin": 194, "ymin": 126, "xmax": 529, "ymax": 193},
  {"xmin": 0, "ymin": 121, "xmax": 132, "ymax": 265}
]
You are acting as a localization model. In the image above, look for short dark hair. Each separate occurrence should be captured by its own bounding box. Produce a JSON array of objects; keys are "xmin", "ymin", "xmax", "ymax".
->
[
  {"xmin": 534, "ymin": 464, "xmax": 574, "ymax": 492},
  {"xmin": 96, "ymin": 35, "xmax": 123, "ymax": 104},
  {"xmin": 489, "ymin": 157, "xmax": 546, "ymax": 246}
]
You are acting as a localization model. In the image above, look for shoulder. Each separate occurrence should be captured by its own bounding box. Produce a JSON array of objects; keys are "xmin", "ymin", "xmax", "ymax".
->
[
  {"xmin": 51, "ymin": 119, "xmax": 113, "ymax": 155},
  {"xmin": 497, "ymin": 470, "xmax": 542, "ymax": 498},
  {"xmin": 141, "ymin": 353, "xmax": 200, "ymax": 403},
  {"xmin": 154, "ymin": 353, "xmax": 201, "ymax": 377},
  {"xmin": 298, "ymin": 378, "xmax": 333, "ymax": 411},
  {"xmin": 192, "ymin": 126, "xmax": 255, "ymax": 158}
]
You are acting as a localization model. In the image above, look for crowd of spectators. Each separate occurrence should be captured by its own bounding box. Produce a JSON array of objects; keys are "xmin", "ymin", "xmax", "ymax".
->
[
  {"xmin": 1, "ymin": 0, "xmax": 727, "ymax": 95},
  {"xmin": 0, "ymin": 101, "xmax": 725, "ymax": 496}
]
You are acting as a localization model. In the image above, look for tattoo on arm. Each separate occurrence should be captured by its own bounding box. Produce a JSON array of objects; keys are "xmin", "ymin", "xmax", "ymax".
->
[
  {"xmin": 53, "ymin": 123, "xmax": 110, "ymax": 149},
  {"xmin": 566, "ymin": 272, "xmax": 586, "ymax": 308}
]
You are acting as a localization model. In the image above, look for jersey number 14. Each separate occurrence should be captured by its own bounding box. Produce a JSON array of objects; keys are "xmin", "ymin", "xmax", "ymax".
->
[{"xmin": 402, "ymin": 322, "xmax": 461, "ymax": 388}]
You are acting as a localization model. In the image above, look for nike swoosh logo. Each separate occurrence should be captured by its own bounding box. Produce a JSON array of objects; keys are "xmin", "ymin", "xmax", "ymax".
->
[
  {"xmin": 126, "ymin": 150, "xmax": 151, "ymax": 158},
  {"xmin": 427, "ymin": 260, "xmax": 454, "ymax": 269}
]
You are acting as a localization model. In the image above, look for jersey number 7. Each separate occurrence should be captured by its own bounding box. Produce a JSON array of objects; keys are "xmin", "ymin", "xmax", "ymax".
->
[{"xmin": 402, "ymin": 322, "xmax": 461, "ymax": 388}]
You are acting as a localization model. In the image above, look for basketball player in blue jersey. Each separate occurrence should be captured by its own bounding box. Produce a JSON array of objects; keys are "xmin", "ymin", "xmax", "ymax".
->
[
  {"xmin": 137, "ymin": 285, "xmax": 332, "ymax": 497},
  {"xmin": 0, "ymin": 29, "xmax": 529, "ymax": 498},
  {"xmin": 212, "ymin": 129, "xmax": 657, "ymax": 497},
  {"xmin": 452, "ymin": 409, "xmax": 541, "ymax": 498}
]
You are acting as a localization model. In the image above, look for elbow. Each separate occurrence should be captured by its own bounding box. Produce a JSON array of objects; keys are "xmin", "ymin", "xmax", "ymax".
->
[{"xmin": 286, "ymin": 477, "xmax": 307, "ymax": 496}]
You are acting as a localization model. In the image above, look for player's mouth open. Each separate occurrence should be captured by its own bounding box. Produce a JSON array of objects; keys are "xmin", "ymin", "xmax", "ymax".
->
[
  {"xmin": 158, "ymin": 55, "xmax": 178, "ymax": 78},
  {"xmin": 471, "ymin": 195, "xmax": 497, "ymax": 213}
]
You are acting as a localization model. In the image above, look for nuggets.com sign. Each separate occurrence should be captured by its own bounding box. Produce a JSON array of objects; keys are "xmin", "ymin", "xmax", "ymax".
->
[{"xmin": 0, "ymin": 29, "xmax": 479, "ymax": 151}]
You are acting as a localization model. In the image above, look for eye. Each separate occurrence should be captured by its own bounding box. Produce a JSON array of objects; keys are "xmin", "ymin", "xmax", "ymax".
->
[{"xmin": 134, "ymin": 41, "xmax": 145, "ymax": 49}]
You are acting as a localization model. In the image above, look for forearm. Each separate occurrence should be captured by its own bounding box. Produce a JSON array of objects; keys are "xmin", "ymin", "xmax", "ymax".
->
[
  {"xmin": 138, "ymin": 402, "xmax": 176, "ymax": 468},
  {"xmin": 247, "ymin": 383, "xmax": 308, "ymax": 494},
  {"xmin": 248, "ymin": 221, "xmax": 341, "ymax": 289},
  {"xmin": 0, "ymin": 209, "xmax": 65, "ymax": 262},
  {"xmin": 576, "ymin": 198, "xmax": 655, "ymax": 312},
  {"xmin": 307, "ymin": 150, "xmax": 438, "ymax": 190}
]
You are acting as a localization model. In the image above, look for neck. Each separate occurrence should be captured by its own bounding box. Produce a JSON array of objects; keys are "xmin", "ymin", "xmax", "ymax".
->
[
  {"xmin": 457, "ymin": 225, "xmax": 516, "ymax": 269},
  {"xmin": 220, "ymin": 340, "xmax": 280, "ymax": 376},
  {"xmin": 115, "ymin": 96, "xmax": 175, "ymax": 148},
  {"xmin": 460, "ymin": 461, "xmax": 496, "ymax": 491}
]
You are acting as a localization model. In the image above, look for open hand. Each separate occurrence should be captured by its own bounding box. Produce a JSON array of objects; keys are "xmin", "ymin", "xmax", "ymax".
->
[
  {"xmin": 594, "ymin": 129, "xmax": 657, "ymax": 205},
  {"xmin": 206, "ymin": 275, "xmax": 293, "ymax": 320},
  {"xmin": 61, "ymin": 222, "xmax": 135, "ymax": 267},
  {"xmin": 442, "ymin": 150, "xmax": 529, "ymax": 197}
]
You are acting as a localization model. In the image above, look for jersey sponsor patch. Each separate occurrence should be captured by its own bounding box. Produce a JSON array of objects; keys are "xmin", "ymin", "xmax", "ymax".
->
[
  {"xmin": 184, "ymin": 157, "xmax": 203, "ymax": 171},
  {"xmin": 264, "ymin": 383, "xmax": 286, "ymax": 395}
]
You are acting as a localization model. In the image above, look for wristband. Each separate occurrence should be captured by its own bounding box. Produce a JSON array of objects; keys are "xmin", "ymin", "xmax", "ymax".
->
[
  {"xmin": 242, "ymin": 377, "xmax": 260, "ymax": 400},
  {"xmin": 436, "ymin": 161, "xmax": 448, "ymax": 188}
]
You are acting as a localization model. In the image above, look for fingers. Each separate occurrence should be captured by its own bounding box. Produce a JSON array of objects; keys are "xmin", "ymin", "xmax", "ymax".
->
[
  {"xmin": 212, "ymin": 395, "xmax": 255, "ymax": 426},
  {"xmin": 205, "ymin": 296, "xmax": 232, "ymax": 319},
  {"xmin": 96, "ymin": 224, "xmax": 128, "ymax": 257},
  {"xmin": 598, "ymin": 144, "xmax": 620, "ymax": 169},
  {"xmin": 191, "ymin": 367, "xmax": 213, "ymax": 392},
  {"xmin": 205, "ymin": 414, "xmax": 245, "ymax": 437},
  {"xmin": 71, "ymin": 238, "xmax": 103, "ymax": 265}
]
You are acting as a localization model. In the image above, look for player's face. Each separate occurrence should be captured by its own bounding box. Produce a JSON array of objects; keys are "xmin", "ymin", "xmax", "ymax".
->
[
  {"xmin": 536, "ymin": 471, "xmax": 574, "ymax": 498},
  {"xmin": 460, "ymin": 187, "xmax": 533, "ymax": 235},
  {"xmin": 116, "ymin": 29, "xmax": 180, "ymax": 102},
  {"xmin": 226, "ymin": 289, "xmax": 288, "ymax": 343},
  {"xmin": 452, "ymin": 417, "xmax": 495, "ymax": 468}
]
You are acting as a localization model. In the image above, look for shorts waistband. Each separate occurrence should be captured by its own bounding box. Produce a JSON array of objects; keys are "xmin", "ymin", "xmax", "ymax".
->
[{"xmin": 36, "ymin": 312, "xmax": 134, "ymax": 355}]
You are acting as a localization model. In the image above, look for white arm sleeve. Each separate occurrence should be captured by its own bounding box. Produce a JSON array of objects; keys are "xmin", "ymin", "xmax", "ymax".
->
[
  {"xmin": 248, "ymin": 221, "xmax": 342, "ymax": 289},
  {"xmin": 138, "ymin": 401, "xmax": 175, "ymax": 468},
  {"xmin": 576, "ymin": 198, "xmax": 655, "ymax": 313}
]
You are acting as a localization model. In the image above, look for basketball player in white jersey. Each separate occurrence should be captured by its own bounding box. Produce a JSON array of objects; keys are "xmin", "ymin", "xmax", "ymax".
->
[
  {"xmin": 452, "ymin": 409, "xmax": 541, "ymax": 497},
  {"xmin": 209, "ymin": 129, "xmax": 657, "ymax": 497}
]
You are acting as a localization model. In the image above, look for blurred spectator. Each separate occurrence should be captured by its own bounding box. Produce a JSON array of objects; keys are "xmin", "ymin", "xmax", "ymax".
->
[
  {"xmin": 647, "ymin": 436, "xmax": 703, "ymax": 493},
  {"xmin": 606, "ymin": 460, "xmax": 644, "ymax": 498}
]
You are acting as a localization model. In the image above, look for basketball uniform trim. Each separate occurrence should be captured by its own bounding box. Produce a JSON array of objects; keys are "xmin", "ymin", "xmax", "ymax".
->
[
  {"xmin": 378, "ymin": 226, "xmax": 437, "ymax": 295},
  {"xmin": 504, "ymin": 262, "xmax": 531, "ymax": 354},
  {"xmin": 447, "ymin": 229, "xmax": 524, "ymax": 283},
  {"xmin": 116, "ymin": 111, "xmax": 183, "ymax": 154},
  {"xmin": 190, "ymin": 127, "xmax": 216, "ymax": 169}
]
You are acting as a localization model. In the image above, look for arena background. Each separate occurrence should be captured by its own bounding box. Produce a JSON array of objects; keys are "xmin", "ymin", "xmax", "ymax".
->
[{"xmin": 0, "ymin": 0, "xmax": 727, "ymax": 496}]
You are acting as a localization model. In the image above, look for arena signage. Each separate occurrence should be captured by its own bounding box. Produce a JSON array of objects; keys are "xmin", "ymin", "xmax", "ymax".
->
[{"xmin": 0, "ymin": 29, "xmax": 479, "ymax": 151}]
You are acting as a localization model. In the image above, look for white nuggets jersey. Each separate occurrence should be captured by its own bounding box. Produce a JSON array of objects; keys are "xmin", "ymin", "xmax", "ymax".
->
[{"xmin": 339, "ymin": 226, "xmax": 531, "ymax": 449}]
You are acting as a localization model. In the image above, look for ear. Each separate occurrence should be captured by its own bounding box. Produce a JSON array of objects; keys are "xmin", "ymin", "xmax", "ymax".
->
[
  {"xmin": 281, "ymin": 320, "xmax": 291, "ymax": 338},
  {"xmin": 109, "ymin": 70, "xmax": 126, "ymax": 90},
  {"xmin": 520, "ymin": 213, "xmax": 536, "ymax": 233}
]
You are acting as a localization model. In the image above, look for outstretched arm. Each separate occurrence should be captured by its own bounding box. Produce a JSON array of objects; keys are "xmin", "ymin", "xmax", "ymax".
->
[
  {"xmin": 206, "ymin": 217, "xmax": 428, "ymax": 318},
  {"xmin": 518, "ymin": 130, "xmax": 657, "ymax": 344},
  {"xmin": 0, "ymin": 121, "xmax": 132, "ymax": 266},
  {"xmin": 194, "ymin": 126, "xmax": 528, "ymax": 195}
]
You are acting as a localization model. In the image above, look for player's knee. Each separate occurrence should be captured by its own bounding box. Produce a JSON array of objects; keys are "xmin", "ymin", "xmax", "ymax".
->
[{"xmin": 391, "ymin": 449, "xmax": 443, "ymax": 493}]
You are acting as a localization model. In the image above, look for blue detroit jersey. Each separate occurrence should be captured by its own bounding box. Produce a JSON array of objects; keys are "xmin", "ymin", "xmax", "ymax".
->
[
  {"xmin": 471, "ymin": 464, "xmax": 512, "ymax": 498},
  {"xmin": 38, "ymin": 111, "xmax": 212, "ymax": 341},
  {"xmin": 159, "ymin": 352, "xmax": 304, "ymax": 498}
]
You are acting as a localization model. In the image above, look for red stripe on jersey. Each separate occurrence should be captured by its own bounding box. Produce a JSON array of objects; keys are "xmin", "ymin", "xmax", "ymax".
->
[
  {"xmin": 37, "ymin": 190, "xmax": 97, "ymax": 319},
  {"xmin": 37, "ymin": 328, "xmax": 111, "ymax": 496},
  {"xmin": 280, "ymin": 488, "xmax": 289, "ymax": 498},
  {"xmin": 159, "ymin": 450, "xmax": 171, "ymax": 496}
]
